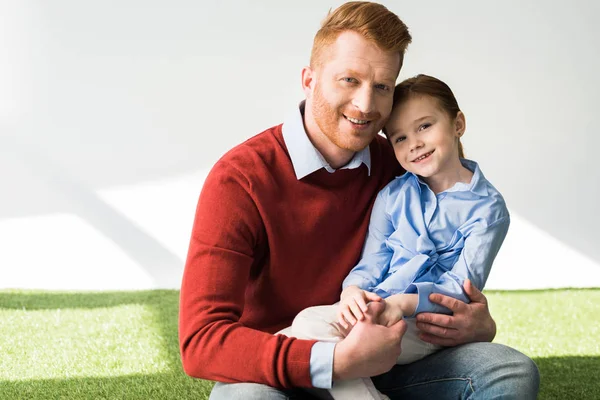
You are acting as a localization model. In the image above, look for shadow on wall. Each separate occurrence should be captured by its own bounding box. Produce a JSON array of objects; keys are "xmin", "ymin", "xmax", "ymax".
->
[
  {"xmin": 0, "ymin": 135, "xmax": 183, "ymax": 286},
  {"xmin": 4, "ymin": 1, "xmax": 598, "ymax": 272}
]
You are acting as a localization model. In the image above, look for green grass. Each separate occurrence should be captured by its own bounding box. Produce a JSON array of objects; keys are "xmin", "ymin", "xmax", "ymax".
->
[
  {"xmin": 0, "ymin": 291, "xmax": 212, "ymax": 399},
  {"xmin": 0, "ymin": 289, "xmax": 598, "ymax": 399},
  {"xmin": 488, "ymin": 289, "xmax": 600, "ymax": 399}
]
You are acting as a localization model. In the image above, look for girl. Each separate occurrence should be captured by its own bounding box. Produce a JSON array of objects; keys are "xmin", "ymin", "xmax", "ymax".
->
[{"xmin": 284, "ymin": 74, "xmax": 510, "ymax": 400}]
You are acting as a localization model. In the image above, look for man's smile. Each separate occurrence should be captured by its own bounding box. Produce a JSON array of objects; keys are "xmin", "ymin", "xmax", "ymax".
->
[{"xmin": 344, "ymin": 115, "xmax": 370, "ymax": 125}]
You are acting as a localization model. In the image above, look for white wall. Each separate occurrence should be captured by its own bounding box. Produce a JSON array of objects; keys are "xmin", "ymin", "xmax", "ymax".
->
[{"xmin": 1, "ymin": 0, "xmax": 598, "ymax": 290}]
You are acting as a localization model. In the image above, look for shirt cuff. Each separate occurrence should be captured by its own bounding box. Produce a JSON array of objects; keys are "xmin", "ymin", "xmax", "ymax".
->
[
  {"xmin": 410, "ymin": 282, "xmax": 450, "ymax": 315},
  {"xmin": 309, "ymin": 341, "xmax": 336, "ymax": 388},
  {"xmin": 414, "ymin": 283, "xmax": 432, "ymax": 315}
]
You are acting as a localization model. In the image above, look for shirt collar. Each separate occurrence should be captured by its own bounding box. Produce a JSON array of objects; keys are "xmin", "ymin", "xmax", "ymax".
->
[
  {"xmin": 403, "ymin": 159, "xmax": 489, "ymax": 196},
  {"xmin": 460, "ymin": 159, "xmax": 488, "ymax": 196},
  {"xmin": 282, "ymin": 101, "xmax": 371, "ymax": 180}
]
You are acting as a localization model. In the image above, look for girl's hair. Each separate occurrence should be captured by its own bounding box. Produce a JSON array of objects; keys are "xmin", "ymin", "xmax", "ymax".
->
[
  {"xmin": 385, "ymin": 74, "xmax": 465, "ymax": 158},
  {"xmin": 310, "ymin": 2, "xmax": 412, "ymax": 69}
]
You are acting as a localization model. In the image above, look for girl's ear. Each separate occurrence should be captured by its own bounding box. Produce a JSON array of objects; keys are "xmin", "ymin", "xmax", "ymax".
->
[{"xmin": 454, "ymin": 111, "xmax": 466, "ymax": 137}]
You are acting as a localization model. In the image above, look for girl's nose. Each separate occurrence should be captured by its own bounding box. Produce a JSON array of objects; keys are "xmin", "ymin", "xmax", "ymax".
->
[{"xmin": 410, "ymin": 137, "xmax": 424, "ymax": 151}]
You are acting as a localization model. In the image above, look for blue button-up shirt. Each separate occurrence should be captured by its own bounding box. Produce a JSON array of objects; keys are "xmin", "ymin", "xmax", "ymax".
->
[
  {"xmin": 343, "ymin": 159, "xmax": 510, "ymax": 315},
  {"xmin": 282, "ymin": 101, "xmax": 371, "ymax": 388},
  {"xmin": 283, "ymin": 102, "xmax": 510, "ymax": 389}
]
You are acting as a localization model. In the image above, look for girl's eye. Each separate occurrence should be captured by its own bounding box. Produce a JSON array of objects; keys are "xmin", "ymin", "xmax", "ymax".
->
[
  {"xmin": 418, "ymin": 123, "xmax": 431, "ymax": 131},
  {"xmin": 395, "ymin": 136, "xmax": 406, "ymax": 143}
]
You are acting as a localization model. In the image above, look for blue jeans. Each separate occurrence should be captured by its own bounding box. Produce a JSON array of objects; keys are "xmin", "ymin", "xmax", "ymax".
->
[{"xmin": 208, "ymin": 342, "xmax": 540, "ymax": 399}]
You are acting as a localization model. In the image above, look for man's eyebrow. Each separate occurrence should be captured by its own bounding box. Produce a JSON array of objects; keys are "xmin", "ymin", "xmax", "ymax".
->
[
  {"xmin": 379, "ymin": 76, "xmax": 397, "ymax": 86},
  {"xmin": 335, "ymin": 70, "xmax": 395, "ymax": 85},
  {"xmin": 336, "ymin": 69, "xmax": 364, "ymax": 78}
]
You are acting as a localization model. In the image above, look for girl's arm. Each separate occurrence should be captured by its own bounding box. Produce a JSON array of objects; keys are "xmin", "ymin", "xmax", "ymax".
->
[
  {"xmin": 407, "ymin": 216, "xmax": 510, "ymax": 316},
  {"xmin": 342, "ymin": 188, "xmax": 395, "ymax": 291}
]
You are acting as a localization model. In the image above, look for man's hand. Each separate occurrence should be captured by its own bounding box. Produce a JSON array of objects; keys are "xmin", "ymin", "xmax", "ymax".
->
[
  {"xmin": 333, "ymin": 301, "xmax": 406, "ymax": 381},
  {"xmin": 415, "ymin": 279, "xmax": 496, "ymax": 347},
  {"xmin": 338, "ymin": 286, "xmax": 382, "ymax": 329}
]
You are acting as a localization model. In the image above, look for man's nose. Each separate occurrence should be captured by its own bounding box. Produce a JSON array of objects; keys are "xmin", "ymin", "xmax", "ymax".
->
[{"xmin": 351, "ymin": 86, "xmax": 375, "ymax": 114}]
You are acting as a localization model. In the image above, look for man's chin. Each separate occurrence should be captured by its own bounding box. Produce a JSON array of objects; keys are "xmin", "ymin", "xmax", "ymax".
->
[
  {"xmin": 340, "ymin": 140, "xmax": 372, "ymax": 153},
  {"xmin": 343, "ymin": 132, "xmax": 378, "ymax": 151}
]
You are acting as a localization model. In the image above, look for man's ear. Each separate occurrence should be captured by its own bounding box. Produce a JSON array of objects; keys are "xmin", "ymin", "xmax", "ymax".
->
[
  {"xmin": 454, "ymin": 111, "xmax": 466, "ymax": 137},
  {"xmin": 301, "ymin": 66, "xmax": 315, "ymax": 99}
]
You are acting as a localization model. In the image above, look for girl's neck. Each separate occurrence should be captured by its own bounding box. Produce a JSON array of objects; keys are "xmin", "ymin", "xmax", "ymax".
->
[{"xmin": 423, "ymin": 160, "xmax": 473, "ymax": 194}]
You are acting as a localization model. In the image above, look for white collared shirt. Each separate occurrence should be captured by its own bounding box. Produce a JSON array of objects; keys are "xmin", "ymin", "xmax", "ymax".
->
[{"xmin": 282, "ymin": 101, "xmax": 371, "ymax": 180}]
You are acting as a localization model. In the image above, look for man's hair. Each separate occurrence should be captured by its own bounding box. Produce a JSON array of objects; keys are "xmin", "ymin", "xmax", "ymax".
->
[
  {"xmin": 384, "ymin": 74, "xmax": 465, "ymax": 158},
  {"xmin": 310, "ymin": 1, "xmax": 412, "ymax": 69}
]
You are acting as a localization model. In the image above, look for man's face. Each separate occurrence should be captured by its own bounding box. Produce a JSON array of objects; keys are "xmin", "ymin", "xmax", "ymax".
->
[{"xmin": 308, "ymin": 31, "xmax": 401, "ymax": 152}]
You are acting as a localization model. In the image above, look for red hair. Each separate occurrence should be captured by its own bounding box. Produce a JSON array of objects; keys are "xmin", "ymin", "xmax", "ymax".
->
[{"xmin": 310, "ymin": 2, "xmax": 411, "ymax": 69}]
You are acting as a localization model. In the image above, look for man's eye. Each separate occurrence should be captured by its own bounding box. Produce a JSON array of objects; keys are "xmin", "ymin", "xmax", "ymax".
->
[
  {"xmin": 418, "ymin": 123, "xmax": 431, "ymax": 131},
  {"xmin": 342, "ymin": 77, "xmax": 358, "ymax": 84},
  {"xmin": 375, "ymin": 84, "xmax": 390, "ymax": 91}
]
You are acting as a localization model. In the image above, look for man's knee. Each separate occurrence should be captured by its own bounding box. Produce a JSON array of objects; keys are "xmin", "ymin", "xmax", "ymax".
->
[
  {"xmin": 209, "ymin": 382, "xmax": 289, "ymax": 400},
  {"xmin": 465, "ymin": 342, "xmax": 540, "ymax": 399},
  {"xmin": 500, "ymin": 344, "xmax": 540, "ymax": 397}
]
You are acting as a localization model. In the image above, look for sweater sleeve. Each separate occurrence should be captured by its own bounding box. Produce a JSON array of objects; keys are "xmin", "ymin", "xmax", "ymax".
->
[{"xmin": 179, "ymin": 159, "xmax": 316, "ymax": 388}]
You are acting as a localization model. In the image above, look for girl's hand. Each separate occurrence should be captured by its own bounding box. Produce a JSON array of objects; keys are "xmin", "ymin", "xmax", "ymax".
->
[{"xmin": 338, "ymin": 286, "xmax": 382, "ymax": 328}]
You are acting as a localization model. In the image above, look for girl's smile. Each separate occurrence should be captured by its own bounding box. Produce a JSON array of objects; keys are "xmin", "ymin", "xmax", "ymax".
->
[{"xmin": 384, "ymin": 95, "xmax": 471, "ymax": 193}]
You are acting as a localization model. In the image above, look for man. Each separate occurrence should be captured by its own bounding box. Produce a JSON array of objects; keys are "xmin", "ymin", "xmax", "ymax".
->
[{"xmin": 179, "ymin": 2, "xmax": 540, "ymax": 399}]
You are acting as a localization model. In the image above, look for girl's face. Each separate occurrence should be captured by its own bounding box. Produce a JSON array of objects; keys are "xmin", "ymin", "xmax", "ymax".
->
[{"xmin": 384, "ymin": 95, "xmax": 465, "ymax": 182}]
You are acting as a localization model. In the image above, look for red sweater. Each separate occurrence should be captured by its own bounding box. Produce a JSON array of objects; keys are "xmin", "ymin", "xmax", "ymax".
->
[{"xmin": 179, "ymin": 124, "xmax": 399, "ymax": 388}]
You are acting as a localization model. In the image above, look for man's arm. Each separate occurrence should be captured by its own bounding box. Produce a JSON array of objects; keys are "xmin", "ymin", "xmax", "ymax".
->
[
  {"xmin": 179, "ymin": 160, "xmax": 316, "ymax": 388},
  {"xmin": 179, "ymin": 160, "xmax": 407, "ymax": 388}
]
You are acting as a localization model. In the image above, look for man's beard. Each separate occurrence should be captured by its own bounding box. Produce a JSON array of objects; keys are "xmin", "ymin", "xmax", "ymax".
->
[{"xmin": 311, "ymin": 83, "xmax": 384, "ymax": 152}]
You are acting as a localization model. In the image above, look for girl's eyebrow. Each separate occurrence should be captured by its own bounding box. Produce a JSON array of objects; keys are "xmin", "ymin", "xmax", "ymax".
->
[
  {"xmin": 413, "ymin": 115, "xmax": 433, "ymax": 124},
  {"xmin": 387, "ymin": 114, "xmax": 435, "ymax": 140},
  {"xmin": 387, "ymin": 129, "xmax": 403, "ymax": 141},
  {"xmin": 387, "ymin": 114, "xmax": 436, "ymax": 139}
]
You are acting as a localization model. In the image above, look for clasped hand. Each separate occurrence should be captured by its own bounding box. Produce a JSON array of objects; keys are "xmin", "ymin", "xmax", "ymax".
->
[
  {"xmin": 337, "ymin": 280, "xmax": 496, "ymax": 346},
  {"xmin": 332, "ymin": 296, "xmax": 407, "ymax": 381},
  {"xmin": 337, "ymin": 286, "xmax": 403, "ymax": 330}
]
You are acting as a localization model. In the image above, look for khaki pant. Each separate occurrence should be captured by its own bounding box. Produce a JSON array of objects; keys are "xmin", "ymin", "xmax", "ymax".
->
[{"xmin": 277, "ymin": 304, "xmax": 442, "ymax": 400}]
